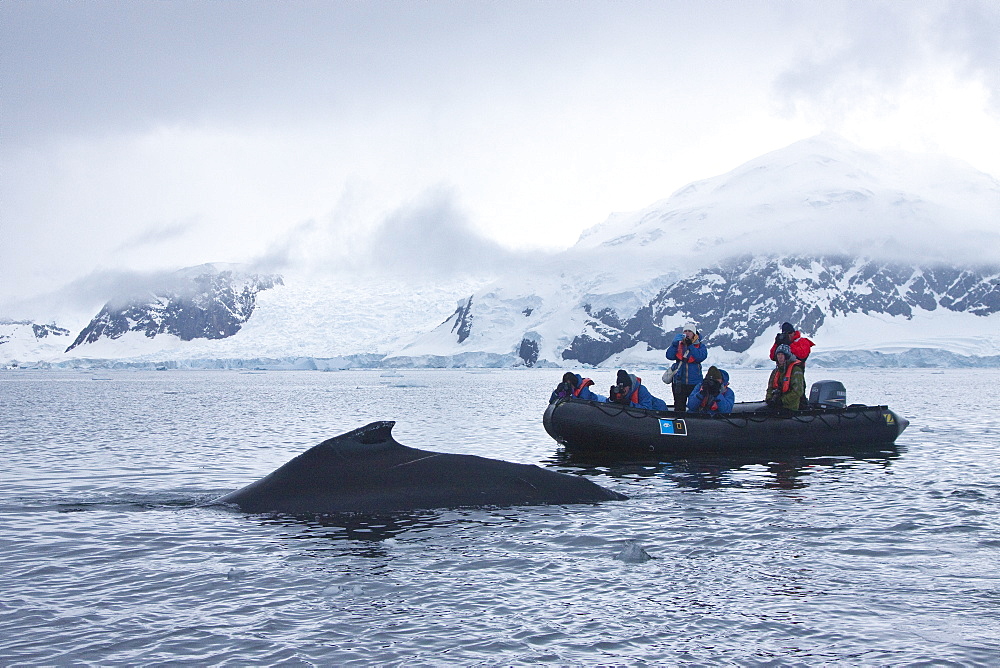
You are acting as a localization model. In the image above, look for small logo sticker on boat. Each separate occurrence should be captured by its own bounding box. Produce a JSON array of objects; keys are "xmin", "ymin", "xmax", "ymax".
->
[
  {"xmin": 883, "ymin": 413, "xmax": 895, "ymax": 425},
  {"xmin": 659, "ymin": 418, "xmax": 687, "ymax": 436}
]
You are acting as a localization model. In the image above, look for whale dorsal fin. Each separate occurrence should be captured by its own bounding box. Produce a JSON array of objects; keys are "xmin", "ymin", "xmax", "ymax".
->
[
  {"xmin": 356, "ymin": 421, "xmax": 395, "ymax": 444},
  {"xmin": 314, "ymin": 421, "xmax": 399, "ymax": 456}
]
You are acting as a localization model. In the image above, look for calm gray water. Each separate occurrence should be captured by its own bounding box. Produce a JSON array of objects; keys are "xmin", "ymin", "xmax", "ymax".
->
[{"xmin": 1, "ymin": 368, "xmax": 998, "ymax": 666}]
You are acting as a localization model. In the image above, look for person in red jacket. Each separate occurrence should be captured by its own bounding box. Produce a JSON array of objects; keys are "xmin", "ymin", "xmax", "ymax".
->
[{"xmin": 769, "ymin": 322, "xmax": 814, "ymax": 365}]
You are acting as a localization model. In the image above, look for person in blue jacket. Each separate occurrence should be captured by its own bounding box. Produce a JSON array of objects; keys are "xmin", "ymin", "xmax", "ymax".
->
[
  {"xmin": 665, "ymin": 322, "xmax": 709, "ymax": 412},
  {"xmin": 686, "ymin": 365, "xmax": 735, "ymax": 413},
  {"xmin": 609, "ymin": 369, "xmax": 669, "ymax": 411},
  {"xmin": 549, "ymin": 372, "xmax": 607, "ymax": 404}
]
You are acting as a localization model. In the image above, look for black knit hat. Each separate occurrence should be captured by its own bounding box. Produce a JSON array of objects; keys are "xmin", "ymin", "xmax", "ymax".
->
[
  {"xmin": 781, "ymin": 322, "xmax": 795, "ymax": 334},
  {"xmin": 562, "ymin": 372, "xmax": 577, "ymax": 385},
  {"xmin": 616, "ymin": 369, "xmax": 631, "ymax": 386}
]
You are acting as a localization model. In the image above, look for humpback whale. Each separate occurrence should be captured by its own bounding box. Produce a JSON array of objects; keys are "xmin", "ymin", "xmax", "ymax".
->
[{"xmin": 214, "ymin": 421, "xmax": 626, "ymax": 514}]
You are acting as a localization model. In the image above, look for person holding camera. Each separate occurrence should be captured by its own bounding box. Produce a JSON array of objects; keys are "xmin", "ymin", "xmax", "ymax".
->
[
  {"xmin": 609, "ymin": 369, "xmax": 669, "ymax": 410},
  {"xmin": 686, "ymin": 365, "xmax": 735, "ymax": 413},
  {"xmin": 549, "ymin": 371, "xmax": 607, "ymax": 404},
  {"xmin": 665, "ymin": 322, "xmax": 708, "ymax": 412},
  {"xmin": 769, "ymin": 322, "xmax": 814, "ymax": 365},
  {"xmin": 765, "ymin": 344, "xmax": 806, "ymax": 411}
]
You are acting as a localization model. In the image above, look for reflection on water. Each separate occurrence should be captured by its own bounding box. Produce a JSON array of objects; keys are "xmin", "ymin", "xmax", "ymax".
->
[
  {"xmin": 547, "ymin": 443, "xmax": 902, "ymax": 491},
  {"xmin": 256, "ymin": 503, "xmax": 559, "ymax": 549},
  {"xmin": 259, "ymin": 509, "xmax": 453, "ymax": 545}
]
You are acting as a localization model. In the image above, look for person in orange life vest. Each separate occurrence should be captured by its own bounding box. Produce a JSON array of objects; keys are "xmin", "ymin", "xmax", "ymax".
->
[
  {"xmin": 769, "ymin": 322, "xmax": 814, "ymax": 366},
  {"xmin": 665, "ymin": 322, "xmax": 708, "ymax": 412},
  {"xmin": 765, "ymin": 344, "xmax": 806, "ymax": 411},
  {"xmin": 686, "ymin": 365, "xmax": 735, "ymax": 413},
  {"xmin": 549, "ymin": 372, "xmax": 607, "ymax": 404},
  {"xmin": 609, "ymin": 369, "xmax": 669, "ymax": 411}
]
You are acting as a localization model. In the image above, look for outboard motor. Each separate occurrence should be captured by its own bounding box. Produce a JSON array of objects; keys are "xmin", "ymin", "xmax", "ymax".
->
[{"xmin": 809, "ymin": 380, "xmax": 847, "ymax": 408}]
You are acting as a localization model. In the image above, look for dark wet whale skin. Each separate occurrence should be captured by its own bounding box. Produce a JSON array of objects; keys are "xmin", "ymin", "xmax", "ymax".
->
[{"xmin": 214, "ymin": 421, "xmax": 626, "ymax": 514}]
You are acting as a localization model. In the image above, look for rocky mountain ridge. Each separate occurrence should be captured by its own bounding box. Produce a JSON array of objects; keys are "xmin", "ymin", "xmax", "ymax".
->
[
  {"xmin": 4, "ymin": 135, "xmax": 999, "ymax": 369},
  {"xmin": 560, "ymin": 255, "xmax": 1000, "ymax": 366},
  {"xmin": 64, "ymin": 268, "xmax": 282, "ymax": 353},
  {"xmin": 391, "ymin": 134, "xmax": 1000, "ymax": 368}
]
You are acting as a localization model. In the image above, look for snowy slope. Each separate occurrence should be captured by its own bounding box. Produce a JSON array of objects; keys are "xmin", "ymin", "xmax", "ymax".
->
[
  {"xmin": 189, "ymin": 272, "xmax": 491, "ymax": 359},
  {"xmin": 576, "ymin": 134, "xmax": 1000, "ymax": 267},
  {"xmin": 0, "ymin": 321, "xmax": 73, "ymax": 367},
  {"xmin": 12, "ymin": 270, "xmax": 491, "ymax": 366},
  {"xmin": 387, "ymin": 256, "xmax": 677, "ymax": 364},
  {"xmin": 65, "ymin": 265, "xmax": 281, "ymax": 352},
  {"xmin": 394, "ymin": 136, "xmax": 1000, "ymax": 367},
  {"xmin": 6, "ymin": 134, "xmax": 999, "ymax": 369}
]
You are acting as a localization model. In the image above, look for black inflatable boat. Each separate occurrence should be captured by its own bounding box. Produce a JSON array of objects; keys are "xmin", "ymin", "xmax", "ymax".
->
[{"xmin": 543, "ymin": 380, "xmax": 909, "ymax": 456}]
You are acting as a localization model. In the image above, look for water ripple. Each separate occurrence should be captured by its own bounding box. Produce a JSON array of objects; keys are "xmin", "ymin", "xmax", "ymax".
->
[{"xmin": 1, "ymin": 368, "xmax": 999, "ymax": 664}]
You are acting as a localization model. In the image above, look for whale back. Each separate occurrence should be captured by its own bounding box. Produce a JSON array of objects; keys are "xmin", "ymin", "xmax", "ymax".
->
[{"xmin": 214, "ymin": 421, "xmax": 625, "ymax": 514}]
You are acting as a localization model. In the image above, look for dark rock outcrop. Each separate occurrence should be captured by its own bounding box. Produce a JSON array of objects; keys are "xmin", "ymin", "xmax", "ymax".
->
[
  {"xmin": 66, "ymin": 268, "xmax": 282, "ymax": 352},
  {"xmin": 561, "ymin": 256, "xmax": 1000, "ymax": 365}
]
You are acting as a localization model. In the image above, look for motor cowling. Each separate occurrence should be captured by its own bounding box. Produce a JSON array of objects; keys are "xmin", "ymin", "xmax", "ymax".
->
[{"xmin": 809, "ymin": 380, "xmax": 847, "ymax": 408}]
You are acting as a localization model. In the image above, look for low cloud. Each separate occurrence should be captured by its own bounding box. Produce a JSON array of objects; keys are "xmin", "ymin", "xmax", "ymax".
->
[
  {"xmin": 253, "ymin": 187, "xmax": 543, "ymax": 279},
  {"xmin": 0, "ymin": 267, "xmax": 178, "ymax": 325},
  {"xmin": 114, "ymin": 220, "xmax": 196, "ymax": 253},
  {"xmin": 363, "ymin": 189, "xmax": 526, "ymax": 277},
  {"xmin": 937, "ymin": 0, "xmax": 1000, "ymax": 110},
  {"xmin": 774, "ymin": 1, "xmax": 1000, "ymax": 116}
]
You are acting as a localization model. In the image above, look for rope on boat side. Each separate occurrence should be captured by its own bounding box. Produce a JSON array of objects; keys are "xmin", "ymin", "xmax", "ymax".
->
[{"xmin": 573, "ymin": 399, "xmax": 887, "ymax": 430}]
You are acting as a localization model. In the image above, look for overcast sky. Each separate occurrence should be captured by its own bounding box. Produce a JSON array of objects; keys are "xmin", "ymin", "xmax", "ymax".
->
[{"xmin": 2, "ymin": 0, "xmax": 999, "ymax": 313}]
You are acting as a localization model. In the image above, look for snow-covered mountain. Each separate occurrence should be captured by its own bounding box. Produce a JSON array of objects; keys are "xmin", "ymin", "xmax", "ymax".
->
[
  {"xmin": 64, "ymin": 264, "xmax": 282, "ymax": 353},
  {"xmin": 388, "ymin": 255, "xmax": 1000, "ymax": 369},
  {"xmin": 4, "ymin": 265, "xmax": 493, "ymax": 369},
  {"xmin": 0, "ymin": 321, "xmax": 73, "ymax": 366},
  {"xmin": 5, "ymin": 135, "xmax": 999, "ymax": 369},
  {"xmin": 574, "ymin": 133, "xmax": 999, "ymax": 267},
  {"xmin": 390, "ymin": 135, "xmax": 1000, "ymax": 368},
  {"xmin": 562, "ymin": 255, "xmax": 1000, "ymax": 365}
]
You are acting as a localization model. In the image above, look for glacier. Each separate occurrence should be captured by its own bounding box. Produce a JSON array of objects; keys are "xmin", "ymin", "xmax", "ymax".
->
[{"xmin": 4, "ymin": 134, "xmax": 999, "ymax": 370}]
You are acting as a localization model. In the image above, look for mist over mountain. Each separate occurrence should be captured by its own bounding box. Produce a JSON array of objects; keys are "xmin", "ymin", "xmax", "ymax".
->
[
  {"xmin": 574, "ymin": 133, "xmax": 1000, "ymax": 267},
  {"xmin": 64, "ymin": 265, "xmax": 282, "ymax": 353},
  {"xmin": 390, "ymin": 135, "xmax": 1000, "ymax": 368},
  {"xmin": 3, "ymin": 135, "xmax": 998, "ymax": 369}
]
